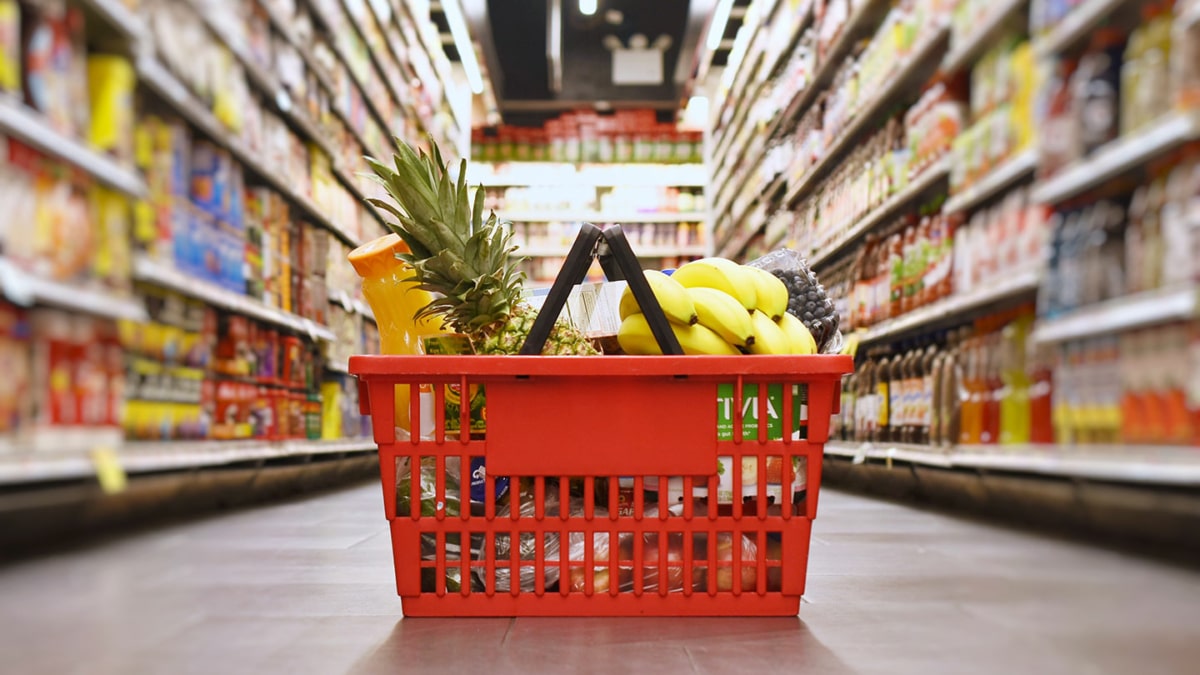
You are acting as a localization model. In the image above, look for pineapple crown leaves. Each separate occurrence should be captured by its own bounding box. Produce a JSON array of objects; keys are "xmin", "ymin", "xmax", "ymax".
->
[{"xmin": 360, "ymin": 135, "xmax": 529, "ymax": 335}]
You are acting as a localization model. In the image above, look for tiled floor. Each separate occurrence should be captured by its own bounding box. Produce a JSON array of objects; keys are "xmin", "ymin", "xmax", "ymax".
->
[{"xmin": 3, "ymin": 482, "xmax": 1198, "ymax": 674}]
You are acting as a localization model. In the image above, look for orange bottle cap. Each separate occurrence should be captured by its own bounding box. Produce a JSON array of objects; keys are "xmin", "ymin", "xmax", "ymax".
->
[{"xmin": 348, "ymin": 233, "xmax": 410, "ymax": 278}]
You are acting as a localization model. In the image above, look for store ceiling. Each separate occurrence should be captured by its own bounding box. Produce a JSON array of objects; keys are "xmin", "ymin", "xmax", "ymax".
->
[{"xmin": 433, "ymin": 0, "xmax": 747, "ymax": 126}]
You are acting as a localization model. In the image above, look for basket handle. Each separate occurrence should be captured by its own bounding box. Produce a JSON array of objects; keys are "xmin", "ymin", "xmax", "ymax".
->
[{"xmin": 518, "ymin": 224, "xmax": 682, "ymax": 355}]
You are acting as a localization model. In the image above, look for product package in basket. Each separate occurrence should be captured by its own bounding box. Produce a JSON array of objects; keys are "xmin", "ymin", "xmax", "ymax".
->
[{"xmin": 746, "ymin": 249, "xmax": 844, "ymax": 355}]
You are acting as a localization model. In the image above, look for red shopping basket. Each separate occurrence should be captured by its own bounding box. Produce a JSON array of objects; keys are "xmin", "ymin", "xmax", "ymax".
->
[{"xmin": 350, "ymin": 225, "xmax": 852, "ymax": 616}]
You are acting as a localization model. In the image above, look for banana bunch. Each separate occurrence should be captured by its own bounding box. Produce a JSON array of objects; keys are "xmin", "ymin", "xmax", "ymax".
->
[{"xmin": 617, "ymin": 258, "xmax": 818, "ymax": 356}]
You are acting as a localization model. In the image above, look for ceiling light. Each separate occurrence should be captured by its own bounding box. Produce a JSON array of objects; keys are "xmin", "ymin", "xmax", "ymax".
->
[
  {"xmin": 442, "ymin": 0, "xmax": 484, "ymax": 94},
  {"xmin": 706, "ymin": 0, "xmax": 734, "ymax": 51},
  {"xmin": 579, "ymin": 0, "xmax": 597, "ymax": 16}
]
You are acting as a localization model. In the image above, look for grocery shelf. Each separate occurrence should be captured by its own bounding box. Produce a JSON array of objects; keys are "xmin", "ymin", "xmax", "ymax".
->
[
  {"xmin": 825, "ymin": 440, "xmax": 1200, "ymax": 485},
  {"xmin": 1033, "ymin": 0, "xmax": 1130, "ymax": 57},
  {"xmin": 1031, "ymin": 285, "xmax": 1199, "ymax": 344},
  {"xmin": 327, "ymin": 289, "xmax": 375, "ymax": 322},
  {"xmin": 807, "ymin": 156, "xmax": 952, "ymax": 269},
  {"xmin": 0, "ymin": 257, "xmax": 148, "ymax": 322},
  {"xmin": 0, "ymin": 98, "xmax": 148, "ymax": 199},
  {"xmin": 0, "ymin": 438, "xmax": 376, "ymax": 486},
  {"xmin": 941, "ymin": 0, "xmax": 1029, "ymax": 73},
  {"xmin": 500, "ymin": 211, "xmax": 707, "ymax": 224},
  {"xmin": 775, "ymin": 0, "xmax": 889, "ymax": 145},
  {"xmin": 943, "ymin": 149, "xmax": 1039, "ymax": 214},
  {"xmin": 717, "ymin": 209, "xmax": 766, "ymax": 259},
  {"xmin": 136, "ymin": 57, "xmax": 362, "ymax": 248},
  {"xmin": 77, "ymin": 0, "xmax": 145, "ymax": 41},
  {"xmin": 856, "ymin": 266, "xmax": 1042, "ymax": 346},
  {"xmin": 466, "ymin": 163, "xmax": 707, "ymax": 188},
  {"xmin": 133, "ymin": 255, "xmax": 337, "ymax": 341},
  {"xmin": 304, "ymin": 0, "xmax": 404, "ymax": 148},
  {"xmin": 1030, "ymin": 112, "xmax": 1200, "ymax": 205},
  {"xmin": 784, "ymin": 23, "xmax": 951, "ymax": 208}
]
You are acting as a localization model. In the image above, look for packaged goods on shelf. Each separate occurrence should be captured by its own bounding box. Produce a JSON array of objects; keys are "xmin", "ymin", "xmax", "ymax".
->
[
  {"xmin": 473, "ymin": 109, "xmax": 703, "ymax": 165},
  {"xmin": 838, "ymin": 306, "xmax": 1044, "ymax": 447},
  {"xmin": 0, "ymin": 137, "xmax": 133, "ymax": 292},
  {"xmin": 1040, "ymin": 153, "xmax": 1200, "ymax": 318}
]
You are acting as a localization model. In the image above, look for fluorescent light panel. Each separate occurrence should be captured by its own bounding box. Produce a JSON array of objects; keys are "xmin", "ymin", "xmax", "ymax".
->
[
  {"xmin": 442, "ymin": 0, "xmax": 484, "ymax": 94},
  {"xmin": 706, "ymin": 0, "xmax": 734, "ymax": 51},
  {"xmin": 579, "ymin": 0, "xmax": 597, "ymax": 16}
]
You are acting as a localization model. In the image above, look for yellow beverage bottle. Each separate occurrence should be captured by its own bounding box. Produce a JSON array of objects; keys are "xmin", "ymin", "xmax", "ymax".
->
[{"xmin": 349, "ymin": 234, "xmax": 445, "ymax": 433}]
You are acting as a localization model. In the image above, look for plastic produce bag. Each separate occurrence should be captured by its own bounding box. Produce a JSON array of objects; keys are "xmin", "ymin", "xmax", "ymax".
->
[{"xmin": 747, "ymin": 249, "xmax": 844, "ymax": 354}]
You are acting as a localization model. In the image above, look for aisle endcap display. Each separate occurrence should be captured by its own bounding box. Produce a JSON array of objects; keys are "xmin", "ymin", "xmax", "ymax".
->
[
  {"xmin": 0, "ymin": 258, "xmax": 148, "ymax": 323},
  {"xmin": 1030, "ymin": 111, "xmax": 1200, "ymax": 205},
  {"xmin": 1033, "ymin": 0, "xmax": 1131, "ymax": 57},
  {"xmin": 133, "ymin": 256, "xmax": 337, "ymax": 342},
  {"xmin": 806, "ymin": 156, "xmax": 952, "ymax": 269},
  {"xmin": 826, "ymin": 440, "xmax": 1200, "ymax": 486},
  {"xmin": 943, "ymin": 149, "xmax": 1038, "ymax": 214},
  {"xmin": 467, "ymin": 163, "xmax": 708, "ymax": 188},
  {"xmin": 1030, "ymin": 285, "xmax": 1200, "ymax": 344},
  {"xmin": 0, "ymin": 439, "xmax": 376, "ymax": 486},
  {"xmin": 857, "ymin": 266, "xmax": 1041, "ymax": 347},
  {"xmin": 942, "ymin": 0, "xmax": 1028, "ymax": 74},
  {"xmin": 0, "ymin": 98, "xmax": 147, "ymax": 199}
]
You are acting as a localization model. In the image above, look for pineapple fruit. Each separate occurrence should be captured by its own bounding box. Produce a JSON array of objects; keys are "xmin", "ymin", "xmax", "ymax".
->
[{"xmin": 364, "ymin": 138, "xmax": 598, "ymax": 355}]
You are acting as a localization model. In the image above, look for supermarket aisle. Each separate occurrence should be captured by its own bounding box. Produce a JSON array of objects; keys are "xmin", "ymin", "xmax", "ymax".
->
[{"xmin": 2, "ymin": 484, "xmax": 1198, "ymax": 675}]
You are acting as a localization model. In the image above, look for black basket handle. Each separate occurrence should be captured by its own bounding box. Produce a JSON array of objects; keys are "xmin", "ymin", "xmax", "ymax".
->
[{"xmin": 518, "ymin": 224, "xmax": 683, "ymax": 355}]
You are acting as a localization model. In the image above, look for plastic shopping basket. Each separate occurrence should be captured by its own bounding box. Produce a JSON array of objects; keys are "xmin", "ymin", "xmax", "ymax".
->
[{"xmin": 350, "ymin": 226, "xmax": 853, "ymax": 616}]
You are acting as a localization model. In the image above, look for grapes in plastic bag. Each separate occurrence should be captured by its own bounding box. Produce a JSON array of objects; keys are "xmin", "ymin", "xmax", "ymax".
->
[{"xmin": 747, "ymin": 249, "xmax": 843, "ymax": 354}]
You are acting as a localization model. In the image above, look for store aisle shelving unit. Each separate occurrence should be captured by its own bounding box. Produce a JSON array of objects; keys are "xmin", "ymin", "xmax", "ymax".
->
[
  {"xmin": 0, "ymin": 0, "xmax": 467, "ymax": 490},
  {"xmin": 708, "ymin": 0, "xmax": 1200, "ymax": 492}
]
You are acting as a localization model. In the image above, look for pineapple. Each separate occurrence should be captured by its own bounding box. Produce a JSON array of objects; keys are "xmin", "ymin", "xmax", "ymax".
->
[{"xmin": 364, "ymin": 138, "xmax": 598, "ymax": 355}]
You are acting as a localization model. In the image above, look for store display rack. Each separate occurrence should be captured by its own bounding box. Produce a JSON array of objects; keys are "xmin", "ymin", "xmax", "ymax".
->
[
  {"xmin": 805, "ymin": 157, "xmax": 952, "ymax": 269},
  {"xmin": 133, "ymin": 256, "xmax": 337, "ymax": 342},
  {"xmin": 942, "ymin": 149, "xmax": 1038, "ymax": 214},
  {"xmin": 855, "ymin": 266, "xmax": 1042, "ymax": 346},
  {"xmin": 0, "ymin": 257, "xmax": 148, "ymax": 323},
  {"xmin": 781, "ymin": 22, "xmax": 951, "ymax": 209},
  {"xmin": 0, "ymin": 438, "xmax": 376, "ymax": 486},
  {"xmin": 942, "ymin": 0, "xmax": 1029, "ymax": 73},
  {"xmin": 1031, "ymin": 284, "xmax": 1200, "ymax": 344},
  {"xmin": 0, "ymin": 98, "xmax": 147, "ymax": 199},
  {"xmin": 466, "ymin": 163, "xmax": 707, "ymax": 188},
  {"xmin": 826, "ymin": 440, "xmax": 1200, "ymax": 486},
  {"xmin": 709, "ymin": 0, "xmax": 884, "ymax": 233},
  {"xmin": 1030, "ymin": 112, "xmax": 1200, "ymax": 205},
  {"xmin": 518, "ymin": 245, "xmax": 708, "ymax": 259},
  {"xmin": 1032, "ymin": 0, "xmax": 1131, "ymax": 57}
]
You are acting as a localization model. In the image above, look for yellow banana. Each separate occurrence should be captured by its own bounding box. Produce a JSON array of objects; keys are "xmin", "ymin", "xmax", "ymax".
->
[
  {"xmin": 671, "ymin": 258, "xmax": 758, "ymax": 311},
  {"xmin": 741, "ymin": 265, "xmax": 789, "ymax": 321},
  {"xmin": 618, "ymin": 270, "xmax": 698, "ymax": 326},
  {"xmin": 777, "ymin": 311, "xmax": 818, "ymax": 355},
  {"xmin": 618, "ymin": 312, "xmax": 739, "ymax": 356},
  {"xmin": 686, "ymin": 286, "xmax": 755, "ymax": 349},
  {"xmin": 747, "ymin": 310, "xmax": 791, "ymax": 355}
]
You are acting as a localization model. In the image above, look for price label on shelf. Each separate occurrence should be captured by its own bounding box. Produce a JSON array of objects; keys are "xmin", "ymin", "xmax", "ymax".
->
[{"xmin": 90, "ymin": 447, "xmax": 128, "ymax": 494}]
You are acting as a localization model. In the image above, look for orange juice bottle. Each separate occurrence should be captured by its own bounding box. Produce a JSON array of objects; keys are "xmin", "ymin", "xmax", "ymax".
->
[{"xmin": 349, "ymin": 234, "xmax": 446, "ymax": 434}]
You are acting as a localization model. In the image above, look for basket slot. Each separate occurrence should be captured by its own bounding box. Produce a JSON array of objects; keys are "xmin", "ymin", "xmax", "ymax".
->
[
  {"xmin": 534, "ymin": 532, "xmax": 546, "ymax": 596},
  {"xmin": 409, "ymin": 385, "xmax": 420, "ymax": 446},
  {"xmin": 435, "ymin": 455, "xmax": 447, "ymax": 520},
  {"xmin": 783, "ymin": 381, "xmax": 795, "ymax": 442},
  {"xmin": 731, "ymin": 530, "xmax": 742, "ymax": 597},
  {"xmin": 583, "ymin": 530, "xmax": 595, "ymax": 596},
  {"xmin": 657, "ymin": 531, "xmax": 670, "ymax": 598},
  {"xmin": 733, "ymin": 376, "xmax": 744, "ymax": 444},
  {"xmin": 433, "ymin": 384, "xmax": 446, "ymax": 444},
  {"xmin": 756, "ymin": 530, "xmax": 767, "ymax": 595},
  {"xmin": 756, "ymin": 382, "xmax": 768, "ymax": 444},
  {"xmin": 484, "ymin": 531, "xmax": 496, "ymax": 596},
  {"xmin": 756, "ymin": 455, "xmax": 769, "ymax": 522},
  {"xmin": 458, "ymin": 375, "xmax": 470, "ymax": 443}
]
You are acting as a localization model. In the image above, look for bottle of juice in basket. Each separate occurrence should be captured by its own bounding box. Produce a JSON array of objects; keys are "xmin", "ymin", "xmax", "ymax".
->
[{"xmin": 349, "ymin": 234, "xmax": 446, "ymax": 434}]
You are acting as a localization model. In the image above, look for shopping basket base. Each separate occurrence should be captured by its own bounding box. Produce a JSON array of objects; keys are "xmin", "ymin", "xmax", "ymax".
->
[{"xmin": 398, "ymin": 593, "xmax": 802, "ymax": 617}]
